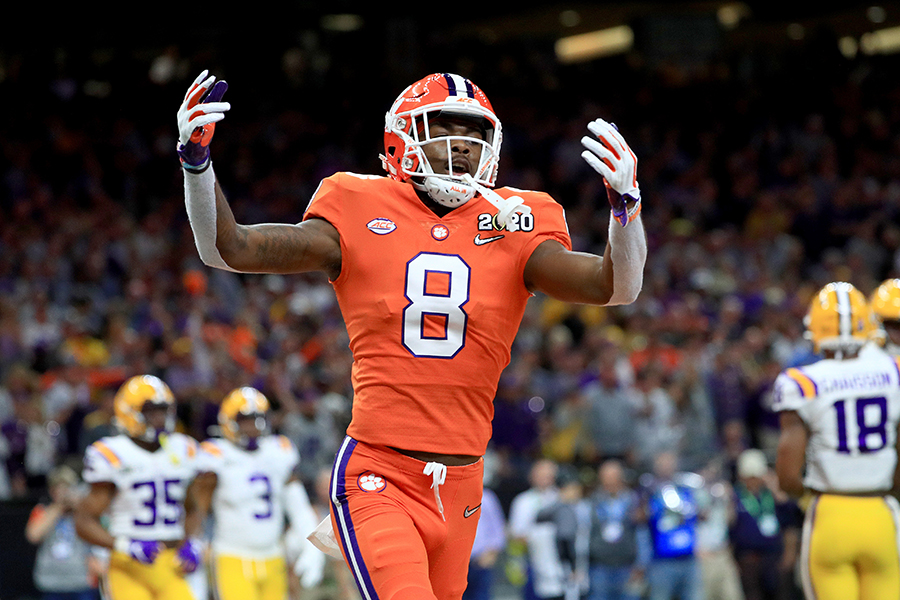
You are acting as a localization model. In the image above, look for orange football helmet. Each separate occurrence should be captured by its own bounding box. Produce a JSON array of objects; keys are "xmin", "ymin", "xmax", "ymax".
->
[{"xmin": 380, "ymin": 73, "xmax": 502, "ymax": 208}]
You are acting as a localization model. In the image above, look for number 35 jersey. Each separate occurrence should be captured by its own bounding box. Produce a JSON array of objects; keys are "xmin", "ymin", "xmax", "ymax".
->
[
  {"xmin": 196, "ymin": 435, "xmax": 299, "ymax": 558},
  {"xmin": 82, "ymin": 433, "xmax": 199, "ymax": 542},
  {"xmin": 303, "ymin": 173, "xmax": 572, "ymax": 457},
  {"xmin": 772, "ymin": 345, "xmax": 900, "ymax": 493}
]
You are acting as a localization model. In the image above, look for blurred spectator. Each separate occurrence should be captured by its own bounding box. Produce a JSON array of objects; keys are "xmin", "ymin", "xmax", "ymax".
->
[
  {"xmin": 463, "ymin": 485, "xmax": 507, "ymax": 600},
  {"xmin": 729, "ymin": 449, "xmax": 801, "ymax": 600},
  {"xmin": 640, "ymin": 452, "xmax": 703, "ymax": 600},
  {"xmin": 0, "ymin": 432, "xmax": 11, "ymax": 499},
  {"xmin": 695, "ymin": 460, "xmax": 744, "ymax": 600},
  {"xmin": 508, "ymin": 459, "xmax": 560, "ymax": 600},
  {"xmin": 534, "ymin": 466, "xmax": 591, "ymax": 600},
  {"xmin": 581, "ymin": 349, "xmax": 636, "ymax": 465},
  {"xmin": 279, "ymin": 377, "xmax": 341, "ymax": 486},
  {"xmin": 587, "ymin": 460, "xmax": 649, "ymax": 600},
  {"xmin": 25, "ymin": 464, "xmax": 101, "ymax": 600}
]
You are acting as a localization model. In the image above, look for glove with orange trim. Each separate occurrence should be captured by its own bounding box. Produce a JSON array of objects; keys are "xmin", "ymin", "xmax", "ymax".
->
[
  {"xmin": 581, "ymin": 118, "xmax": 641, "ymax": 226},
  {"xmin": 177, "ymin": 70, "xmax": 230, "ymax": 173}
]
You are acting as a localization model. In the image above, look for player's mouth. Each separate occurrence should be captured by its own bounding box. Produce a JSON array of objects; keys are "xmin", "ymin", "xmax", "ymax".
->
[{"xmin": 449, "ymin": 158, "xmax": 472, "ymax": 176}]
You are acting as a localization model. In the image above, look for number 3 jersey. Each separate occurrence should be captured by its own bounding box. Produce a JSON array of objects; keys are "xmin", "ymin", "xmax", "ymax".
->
[
  {"xmin": 82, "ymin": 433, "xmax": 199, "ymax": 542},
  {"xmin": 196, "ymin": 435, "xmax": 299, "ymax": 558},
  {"xmin": 303, "ymin": 173, "xmax": 572, "ymax": 456},
  {"xmin": 772, "ymin": 344, "xmax": 900, "ymax": 493}
]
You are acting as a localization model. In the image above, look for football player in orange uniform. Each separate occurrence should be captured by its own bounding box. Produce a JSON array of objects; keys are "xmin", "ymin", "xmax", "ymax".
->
[{"xmin": 177, "ymin": 70, "xmax": 647, "ymax": 600}]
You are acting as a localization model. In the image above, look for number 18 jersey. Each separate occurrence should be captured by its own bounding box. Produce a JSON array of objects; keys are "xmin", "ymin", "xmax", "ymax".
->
[
  {"xmin": 303, "ymin": 173, "xmax": 571, "ymax": 456},
  {"xmin": 772, "ymin": 345, "xmax": 900, "ymax": 493}
]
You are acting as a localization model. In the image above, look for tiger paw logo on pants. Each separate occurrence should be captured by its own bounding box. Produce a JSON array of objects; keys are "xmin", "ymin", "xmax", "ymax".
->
[{"xmin": 357, "ymin": 472, "xmax": 387, "ymax": 492}]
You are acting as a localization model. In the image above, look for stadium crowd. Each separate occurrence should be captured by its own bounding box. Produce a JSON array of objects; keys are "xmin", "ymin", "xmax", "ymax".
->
[{"xmin": 1, "ymin": 17, "xmax": 899, "ymax": 600}]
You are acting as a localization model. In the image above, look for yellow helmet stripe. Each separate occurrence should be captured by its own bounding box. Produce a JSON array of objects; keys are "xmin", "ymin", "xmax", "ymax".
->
[{"xmin": 785, "ymin": 368, "xmax": 817, "ymax": 399}]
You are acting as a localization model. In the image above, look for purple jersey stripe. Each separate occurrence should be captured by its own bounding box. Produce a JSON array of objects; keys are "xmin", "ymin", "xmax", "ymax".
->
[{"xmin": 331, "ymin": 437, "xmax": 379, "ymax": 600}]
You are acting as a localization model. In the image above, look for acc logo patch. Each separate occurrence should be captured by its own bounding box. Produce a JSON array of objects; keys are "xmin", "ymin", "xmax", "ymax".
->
[
  {"xmin": 367, "ymin": 218, "xmax": 397, "ymax": 235},
  {"xmin": 357, "ymin": 472, "xmax": 387, "ymax": 493}
]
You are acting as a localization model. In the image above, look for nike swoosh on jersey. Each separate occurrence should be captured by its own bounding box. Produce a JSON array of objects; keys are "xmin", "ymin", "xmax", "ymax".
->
[
  {"xmin": 474, "ymin": 234, "xmax": 505, "ymax": 246},
  {"xmin": 464, "ymin": 503, "xmax": 482, "ymax": 518}
]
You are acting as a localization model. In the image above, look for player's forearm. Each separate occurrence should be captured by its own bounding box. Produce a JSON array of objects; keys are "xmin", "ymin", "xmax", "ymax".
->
[
  {"xmin": 184, "ymin": 166, "xmax": 239, "ymax": 272},
  {"xmin": 606, "ymin": 213, "xmax": 646, "ymax": 305},
  {"xmin": 74, "ymin": 513, "xmax": 116, "ymax": 549},
  {"xmin": 776, "ymin": 412, "xmax": 809, "ymax": 497},
  {"xmin": 183, "ymin": 474, "xmax": 215, "ymax": 538}
]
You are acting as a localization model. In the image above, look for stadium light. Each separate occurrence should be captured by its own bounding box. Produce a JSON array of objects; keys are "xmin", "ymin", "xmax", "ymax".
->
[
  {"xmin": 320, "ymin": 14, "xmax": 364, "ymax": 32},
  {"xmin": 860, "ymin": 25, "xmax": 900, "ymax": 54},
  {"xmin": 555, "ymin": 25, "xmax": 634, "ymax": 63},
  {"xmin": 717, "ymin": 3, "xmax": 751, "ymax": 30}
]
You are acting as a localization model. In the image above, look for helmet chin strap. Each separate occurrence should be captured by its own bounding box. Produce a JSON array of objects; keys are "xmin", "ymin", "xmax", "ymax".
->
[
  {"xmin": 462, "ymin": 174, "xmax": 531, "ymax": 229},
  {"xmin": 420, "ymin": 175, "xmax": 476, "ymax": 207}
]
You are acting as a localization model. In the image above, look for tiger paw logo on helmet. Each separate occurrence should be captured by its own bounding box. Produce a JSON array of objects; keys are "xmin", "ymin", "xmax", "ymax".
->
[{"xmin": 357, "ymin": 472, "xmax": 387, "ymax": 493}]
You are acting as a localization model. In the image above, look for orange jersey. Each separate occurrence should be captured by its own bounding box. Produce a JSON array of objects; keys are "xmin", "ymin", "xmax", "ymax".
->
[{"xmin": 303, "ymin": 173, "xmax": 571, "ymax": 455}]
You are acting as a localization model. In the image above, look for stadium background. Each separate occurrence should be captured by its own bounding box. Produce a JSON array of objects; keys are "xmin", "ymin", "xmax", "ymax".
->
[{"xmin": 3, "ymin": 1, "xmax": 900, "ymax": 598}]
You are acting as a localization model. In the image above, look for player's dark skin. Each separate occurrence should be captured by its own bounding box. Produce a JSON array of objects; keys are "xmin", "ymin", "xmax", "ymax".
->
[{"xmin": 208, "ymin": 118, "xmax": 631, "ymax": 466}]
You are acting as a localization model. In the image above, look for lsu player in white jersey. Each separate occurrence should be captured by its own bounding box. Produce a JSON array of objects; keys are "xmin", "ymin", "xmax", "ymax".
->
[
  {"xmin": 870, "ymin": 278, "xmax": 900, "ymax": 355},
  {"xmin": 773, "ymin": 282, "xmax": 900, "ymax": 600},
  {"xmin": 191, "ymin": 387, "xmax": 325, "ymax": 600},
  {"xmin": 74, "ymin": 374, "xmax": 203, "ymax": 600}
]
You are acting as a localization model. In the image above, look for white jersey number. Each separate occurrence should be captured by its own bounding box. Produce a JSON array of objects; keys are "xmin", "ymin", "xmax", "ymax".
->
[{"xmin": 402, "ymin": 253, "xmax": 470, "ymax": 358}]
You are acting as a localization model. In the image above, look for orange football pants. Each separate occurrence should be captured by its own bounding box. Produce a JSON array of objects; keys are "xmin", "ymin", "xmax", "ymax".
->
[{"xmin": 329, "ymin": 437, "xmax": 484, "ymax": 600}]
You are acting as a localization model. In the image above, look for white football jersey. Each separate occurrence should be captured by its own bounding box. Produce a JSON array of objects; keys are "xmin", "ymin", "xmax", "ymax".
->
[
  {"xmin": 772, "ymin": 345, "xmax": 900, "ymax": 493},
  {"xmin": 82, "ymin": 433, "xmax": 200, "ymax": 542},
  {"xmin": 197, "ymin": 435, "xmax": 299, "ymax": 558}
]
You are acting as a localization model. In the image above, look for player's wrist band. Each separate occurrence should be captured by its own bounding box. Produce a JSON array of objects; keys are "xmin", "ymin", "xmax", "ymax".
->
[
  {"xmin": 180, "ymin": 155, "xmax": 211, "ymax": 174},
  {"xmin": 113, "ymin": 536, "xmax": 130, "ymax": 554}
]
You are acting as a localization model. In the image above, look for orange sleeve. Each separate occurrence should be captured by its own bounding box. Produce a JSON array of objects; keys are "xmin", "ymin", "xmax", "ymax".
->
[
  {"xmin": 515, "ymin": 190, "xmax": 572, "ymax": 275},
  {"xmin": 303, "ymin": 173, "xmax": 345, "ymax": 229}
]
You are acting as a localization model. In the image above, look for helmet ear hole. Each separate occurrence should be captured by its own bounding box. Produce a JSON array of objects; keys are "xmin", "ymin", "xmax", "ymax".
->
[{"xmin": 387, "ymin": 146, "xmax": 396, "ymax": 156}]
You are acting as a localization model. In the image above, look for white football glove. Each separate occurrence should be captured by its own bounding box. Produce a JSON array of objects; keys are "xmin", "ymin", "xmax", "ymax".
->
[
  {"xmin": 293, "ymin": 539, "xmax": 326, "ymax": 589},
  {"xmin": 581, "ymin": 119, "xmax": 641, "ymax": 226},
  {"xmin": 176, "ymin": 70, "xmax": 231, "ymax": 171}
]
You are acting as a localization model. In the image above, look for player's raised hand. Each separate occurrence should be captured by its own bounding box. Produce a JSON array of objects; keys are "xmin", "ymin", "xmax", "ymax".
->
[
  {"xmin": 177, "ymin": 70, "xmax": 230, "ymax": 172},
  {"xmin": 581, "ymin": 119, "xmax": 641, "ymax": 226}
]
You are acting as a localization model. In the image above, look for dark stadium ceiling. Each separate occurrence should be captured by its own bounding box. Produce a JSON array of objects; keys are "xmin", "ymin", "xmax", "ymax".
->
[
  {"xmin": 5, "ymin": 2, "xmax": 900, "ymax": 51},
  {"xmin": 436, "ymin": 1, "xmax": 900, "ymax": 44}
]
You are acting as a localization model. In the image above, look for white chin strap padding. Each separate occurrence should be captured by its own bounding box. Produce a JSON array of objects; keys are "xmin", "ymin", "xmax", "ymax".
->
[{"xmin": 423, "ymin": 176, "xmax": 476, "ymax": 207}]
